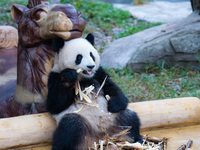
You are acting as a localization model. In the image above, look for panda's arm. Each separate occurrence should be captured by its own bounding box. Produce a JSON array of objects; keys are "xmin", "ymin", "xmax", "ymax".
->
[
  {"xmin": 46, "ymin": 69, "xmax": 77, "ymax": 114},
  {"xmin": 94, "ymin": 67, "xmax": 128, "ymax": 113}
]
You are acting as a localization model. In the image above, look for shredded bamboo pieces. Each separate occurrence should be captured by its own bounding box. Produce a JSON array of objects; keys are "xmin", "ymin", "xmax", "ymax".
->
[
  {"xmin": 90, "ymin": 129, "xmax": 169, "ymax": 150},
  {"xmin": 95, "ymin": 76, "xmax": 108, "ymax": 99},
  {"xmin": 177, "ymin": 139, "xmax": 193, "ymax": 150},
  {"xmin": 83, "ymin": 85, "xmax": 95, "ymax": 95},
  {"xmin": 75, "ymin": 69, "xmax": 108, "ymax": 104},
  {"xmin": 77, "ymin": 68, "xmax": 83, "ymax": 73},
  {"xmin": 186, "ymin": 139, "xmax": 193, "ymax": 149},
  {"xmin": 105, "ymin": 95, "xmax": 111, "ymax": 101},
  {"xmin": 75, "ymin": 80, "xmax": 94, "ymax": 103},
  {"xmin": 73, "ymin": 106, "xmax": 84, "ymax": 113},
  {"xmin": 77, "ymin": 81, "xmax": 83, "ymax": 101},
  {"xmin": 75, "ymin": 80, "xmax": 79, "ymax": 95},
  {"xmin": 117, "ymin": 142, "xmax": 148, "ymax": 149}
]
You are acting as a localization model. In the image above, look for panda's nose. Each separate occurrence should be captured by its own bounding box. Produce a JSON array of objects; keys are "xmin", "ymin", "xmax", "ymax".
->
[{"xmin": 87, "ymin": 65, "xmax": 95, "ymax": 69}]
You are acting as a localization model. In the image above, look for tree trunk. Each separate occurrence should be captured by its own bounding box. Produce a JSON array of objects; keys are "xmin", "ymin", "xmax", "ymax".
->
[{"xmin": 191, "ymin": 0, "xmax": 200, "ymax": 12}]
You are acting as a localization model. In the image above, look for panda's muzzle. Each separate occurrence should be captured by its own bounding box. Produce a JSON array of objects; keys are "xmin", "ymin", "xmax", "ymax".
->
[
  {"xmin": 82, "ymin": 65, "xmax": 95, "ymax": 75},
  {"xmin": 83, "ymin": 70, "xmax": 93, "ymax": 75}
]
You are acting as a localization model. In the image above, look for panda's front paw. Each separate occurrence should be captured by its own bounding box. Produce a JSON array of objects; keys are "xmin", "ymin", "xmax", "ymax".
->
[
  {"xmin": 107, "ymin": 98, "xmax": 127, "ymax": 113},
  {"xmin": 60, "ymin": 69, "xmax": 77, "ymax": 86},
  {"xmin": 95, "ymin": 67, "xmax": 109, "ymax": 82}
]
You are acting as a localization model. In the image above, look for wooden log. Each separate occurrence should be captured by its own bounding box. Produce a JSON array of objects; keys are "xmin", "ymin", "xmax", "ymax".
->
[
  {"xmin": 128, "ymin": 97, "xmax": 200, "ymax": 130},
  {"xmin": 129, "ymin": 97, "xmax": 200, "ymax": 130},
  {"xmin": 133, "ymin": 97, "xmax": 200, "ymax": 149},
  {"xmin": 0, "ymin": 113, "xmax": 56, "ymax": 149},
  {"xmin": 0, "ymin": 97, "xmax": 199, "ymax": 149}
]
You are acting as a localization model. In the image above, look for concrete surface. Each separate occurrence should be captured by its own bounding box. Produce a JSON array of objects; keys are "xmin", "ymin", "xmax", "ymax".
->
[{"xmin": 114, "ymin": 1, "xmax": 192, "ymax": 23}]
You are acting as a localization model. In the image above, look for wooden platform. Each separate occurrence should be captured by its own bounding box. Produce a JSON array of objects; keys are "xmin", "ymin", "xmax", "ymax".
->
[
  {"xmin": 142, "ymin": 124, "xmax": 200, "ymax": 150},
  {"xmin": 13, "ymin": 125, "xmax": 200, "ymax": 150},
  {"xmin": 0, "ymin": 97, "xmax": 199, "ymax": 150}
]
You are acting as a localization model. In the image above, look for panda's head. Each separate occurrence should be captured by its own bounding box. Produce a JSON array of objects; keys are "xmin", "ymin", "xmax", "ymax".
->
[{"xmin": 52, "ymin": 34, "xmax": 100, "ymax": 78}]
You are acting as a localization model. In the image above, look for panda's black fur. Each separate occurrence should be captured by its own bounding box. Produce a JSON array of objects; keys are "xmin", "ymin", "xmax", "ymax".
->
[{"xmin": 47, "ymin": 34, "xmax": 143, "ymax": 150}]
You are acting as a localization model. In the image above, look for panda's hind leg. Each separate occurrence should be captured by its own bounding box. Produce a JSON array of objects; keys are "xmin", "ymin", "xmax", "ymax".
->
[
  {"xmin": 115, "ymin": 109, "xmax": 143, "ymax": 144},
  {"xmin": 52, "ymin": 113, "xmax": 91, "ymax": 150}
]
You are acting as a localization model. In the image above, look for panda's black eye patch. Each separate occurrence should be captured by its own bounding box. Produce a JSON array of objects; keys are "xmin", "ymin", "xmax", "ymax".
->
[
  {"xmin": 90, "ymin": 52, "xmax": 95, "ymax": 62},
  {"xmin": 75, "ymin": 54, "xmax": 83, "ymax": 65}
]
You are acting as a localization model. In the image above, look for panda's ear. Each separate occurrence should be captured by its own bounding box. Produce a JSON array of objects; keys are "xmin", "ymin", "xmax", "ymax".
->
[
  {"xmin": 52, "ymin": 37, "xmax": 65, "ymax": 53},
  {"xmin": 85, "ymin": 33, "xmax": 94, "ymax": 46}
]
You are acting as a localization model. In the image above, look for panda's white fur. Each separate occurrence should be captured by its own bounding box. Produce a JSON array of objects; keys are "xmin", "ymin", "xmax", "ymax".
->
[
  {"xmin": 47, "ymin": 34, "xmax": 142, "ymax": 150},
  {"xmin": 54, "ymin": 94, "xmax": 116, "ymax": 134},
  {"xmin": 52, "ymin": 38, "xmax": 100, "ymax": 79}
]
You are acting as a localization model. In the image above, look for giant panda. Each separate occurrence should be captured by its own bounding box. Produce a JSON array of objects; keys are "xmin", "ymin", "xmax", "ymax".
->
[{"xmin": 46, "ymin": 34, "xmax": 143, "ymax": 150}]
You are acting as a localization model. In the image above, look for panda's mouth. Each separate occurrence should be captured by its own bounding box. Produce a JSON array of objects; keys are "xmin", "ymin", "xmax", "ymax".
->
[{"xmin": 83, "ymin": 70, "xmax": 93, "ymax": 75}]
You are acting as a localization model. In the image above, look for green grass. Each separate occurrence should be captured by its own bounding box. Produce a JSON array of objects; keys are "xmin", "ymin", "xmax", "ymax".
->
[
  {"xmin": 61, "ymin": 0, "xmax": 161, "ymax": 37},
  {"xmin": 106, "ymin": 65, "xmax": 200, "ymax": 102},
  {"xmin": 0, "ymin": 0, "xmax": 28, "ymax": 27},
  {"xmin": 115, "ymin": 22, "xmax": 162, "ymax": 39}
]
